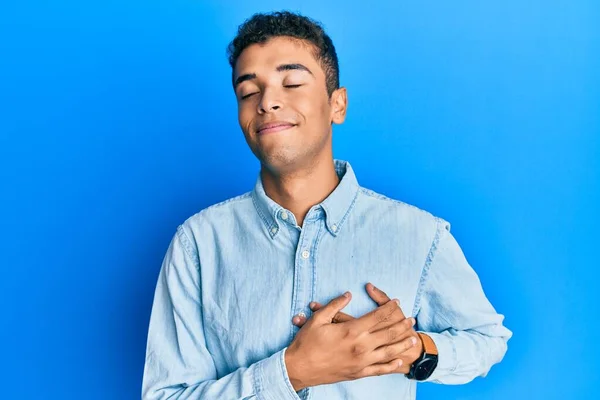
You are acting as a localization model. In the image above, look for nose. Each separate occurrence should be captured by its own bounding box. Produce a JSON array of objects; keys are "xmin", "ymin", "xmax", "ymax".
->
[{"xmin": 257, "ymin": 88, "xmax": 282, "ymax": 114}]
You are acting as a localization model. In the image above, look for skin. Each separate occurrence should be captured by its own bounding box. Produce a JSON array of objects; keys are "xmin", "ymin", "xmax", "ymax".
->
[
  {"xmin": 234, "ymin": 35, "xmax": 346, "ymax": 226},
  {"xmin": 284, "ymin": 288, "xmax": 424, "ymax": 390},
  {"xmin": 233, "ymin": 36, "xmax": 424, "ymax": 390},
  {"xmin": 293, "ymin": 283, "xmax": 424, "ymax": 376}
]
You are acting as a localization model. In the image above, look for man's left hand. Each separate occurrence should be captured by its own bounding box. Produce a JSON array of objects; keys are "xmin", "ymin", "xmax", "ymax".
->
[{"xmin": 292, "ymin": 282, "xmax": 424, "ymax": 375}]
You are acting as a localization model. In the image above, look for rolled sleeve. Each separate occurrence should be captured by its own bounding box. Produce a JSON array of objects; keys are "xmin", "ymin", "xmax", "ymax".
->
[
  {"xmin": 418, "ymin": 331, "xmax": 457, "ymax": 382},
  {"xmin": 254, "ymin": 347, "xmax": 302, "ymax": 400},
  {"xmin": 413, "ymin": 218, "xmax": 513, "ymax": 385}
]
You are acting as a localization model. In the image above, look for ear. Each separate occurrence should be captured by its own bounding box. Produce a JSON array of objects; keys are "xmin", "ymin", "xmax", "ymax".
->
[{"xmin": 330, "ymin": 87, "xmax": 347, "ymax": 125}]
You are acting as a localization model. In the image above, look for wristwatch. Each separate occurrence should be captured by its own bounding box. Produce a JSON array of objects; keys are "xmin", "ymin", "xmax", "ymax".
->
[{"xmin": 405, "ymin": 332, "xmax": 438, "ymax": 381}]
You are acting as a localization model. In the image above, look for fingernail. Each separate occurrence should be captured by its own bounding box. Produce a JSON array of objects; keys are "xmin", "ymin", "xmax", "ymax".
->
[
  {"xmin": 343, "ymin": 291, "xmax": 350, "ymax": 298},
  {"xmin": 398, "ymin": 360, "xmax": 403, "ymax": 367},
  {"xmin": 309, "ymin": 302, "xmax": 315, "ymax": 308},
  {"xmin": 411, "ymin": 318, "xmax": 416, "ymax": 326},
  {"xmin": 411, "ymin": 337, "xmax": 418, "ymax": 345},
  {"xmin": 394, "ymin": 299, "xmax": 400, "ymax": 306}
]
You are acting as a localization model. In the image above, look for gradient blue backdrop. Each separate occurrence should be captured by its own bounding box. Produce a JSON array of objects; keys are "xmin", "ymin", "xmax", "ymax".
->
[{"xmin": 1, "ymin": 1, "xmax": 598, "ymax": 399}]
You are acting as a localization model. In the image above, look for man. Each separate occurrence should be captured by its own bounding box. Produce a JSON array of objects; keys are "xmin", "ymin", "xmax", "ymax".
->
[{"xmin": 142, "ymin": 10, "xmax": 512, "ymax": 400}]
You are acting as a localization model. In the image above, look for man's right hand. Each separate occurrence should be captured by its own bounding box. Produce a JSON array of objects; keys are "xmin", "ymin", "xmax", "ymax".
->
[{"xmin": 284, "ymin": 291, "xmax": 419, "ymax": 391}]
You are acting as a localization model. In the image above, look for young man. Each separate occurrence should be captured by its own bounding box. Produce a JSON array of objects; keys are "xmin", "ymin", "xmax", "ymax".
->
[{"xmin": 142, "ymin": 11, "xmax": 512, "ymax": 400}]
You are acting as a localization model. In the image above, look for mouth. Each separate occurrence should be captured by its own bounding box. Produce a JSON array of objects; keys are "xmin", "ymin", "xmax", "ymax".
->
[{"xmin": 257, "ymin": 124, "xmax": 296, "ymax": 135}]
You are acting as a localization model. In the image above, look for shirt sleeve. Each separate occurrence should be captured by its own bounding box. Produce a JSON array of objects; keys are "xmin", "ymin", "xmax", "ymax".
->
[
  {"xmin": 414, "ymin": 219, "xmax": 513, "ymax": 385},
  {"xmin": 142, "ymin": 225, "xmax": 301, "ymax": 400}
]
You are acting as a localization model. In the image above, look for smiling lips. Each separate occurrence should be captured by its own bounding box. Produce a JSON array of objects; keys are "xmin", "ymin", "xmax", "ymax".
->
[{"xmin": 257, "ymin": 122, "xmax": 296, "ymax": 135}]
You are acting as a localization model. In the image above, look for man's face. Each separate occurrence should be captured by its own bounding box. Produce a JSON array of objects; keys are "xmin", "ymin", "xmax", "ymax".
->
[{"xmin": 233, "ymin": 36, "xmax": 347, "ymax": 172}]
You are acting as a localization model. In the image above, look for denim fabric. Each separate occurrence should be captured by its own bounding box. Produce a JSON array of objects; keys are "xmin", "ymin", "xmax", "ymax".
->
[{"xmin": 142, "ymin": 159, "xmax": 512, "ymax": 399}]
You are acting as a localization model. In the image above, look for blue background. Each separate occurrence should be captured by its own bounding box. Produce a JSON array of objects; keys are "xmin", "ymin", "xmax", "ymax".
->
[{"xmin": 1, "ymin": 1, "xmax": 598, "ymax": 398}]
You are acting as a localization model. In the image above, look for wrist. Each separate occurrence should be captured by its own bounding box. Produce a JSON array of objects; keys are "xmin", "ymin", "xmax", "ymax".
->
[
  {"xmin": 284, "ymin": 347, "xmax": 307, "ymax": 391},
  {"xmin": 405, "ymin": 332, "xmax": 439, "ymax": 381}
]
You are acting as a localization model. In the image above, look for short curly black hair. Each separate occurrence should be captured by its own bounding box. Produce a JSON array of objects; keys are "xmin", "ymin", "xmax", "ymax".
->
[{"xmin": 226, "ymin": 10, "xmax": 340, "ymax": 98}]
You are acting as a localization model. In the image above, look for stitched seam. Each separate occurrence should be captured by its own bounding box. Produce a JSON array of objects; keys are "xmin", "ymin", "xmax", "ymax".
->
[
  {"xmin": 205, "ymin": 191, "xmax": 252, "ymax": 209},
  {"xmin": 334, "ymin": 186, "xmax": 359, "ymax": 232},
  {"xmin": 358, "ymin": 187, "xmax": 441, "ymax": 221},
  {"xmin": 176, "ymin": 225, "xmax": 200, "ymax": 270},
  {"xmin": 254, "ymin": 361, "xmax": 264, "ymax": 399},
  {"xmin": 289, "ymin": 227, "xmax": 306, "ymax": 341},
  {"xmin": 279, "ymin": 350, "xmax": 299, "ymax": 399},
  {"xmin": 311, "ymin": 221, "xmax": 325, "ymax": 313},
  {"xmin": 251, "ymin": 191, "xmax": 275, "ymax": 232},
  {"xmin": 359, "ymin": 186, "xmax": 422, "ymax": 208},
  {"xmin": 252, "ymin": 192, "xmax": 272, "ymax": 225},
  {"xmin": 411, "ymin": 218, "xmax": 446, "ymax": 318},
  {"xmin": 184, "ymin": 192, "xmax": 252, "ymax": 226}
]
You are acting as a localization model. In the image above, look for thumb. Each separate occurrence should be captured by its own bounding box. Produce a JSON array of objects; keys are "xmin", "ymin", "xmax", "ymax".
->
[
  {"xmin": 314, "ymin": 291, "xmax": 352, "ymax": 324},
  {"xmin": 366, "ymin": 282, "xmax": 390, "ymax": 306}
]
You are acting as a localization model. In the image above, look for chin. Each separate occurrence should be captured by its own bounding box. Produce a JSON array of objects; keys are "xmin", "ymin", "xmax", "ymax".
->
[{"xmin": 257, "ymin": 150, "xmax": 305, "ymax": 173}]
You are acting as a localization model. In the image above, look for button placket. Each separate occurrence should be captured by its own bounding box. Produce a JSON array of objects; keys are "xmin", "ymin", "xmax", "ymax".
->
[{"xmin": 290, "ymin": 220, "xmax": 319, "ymax": 337}]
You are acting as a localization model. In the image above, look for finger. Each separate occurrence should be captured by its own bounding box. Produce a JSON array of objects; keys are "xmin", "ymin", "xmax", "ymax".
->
[
  {"xmin": 365, "ymin": 282, "xmax": 390, "ymax": 306},
  {"xmin": 333, "ymin": 312, "xmax": 354, "ymax": 323},
  {"xmin": 366, "ymin": 283, "xmax": 406, "ymax": 322},
  {"xmin": 312, "ymin": 291, "xmax": 352, "ymax": 324},
  {"xmin": 370, "ymin": 317, "xmax": 416, "ymax": 349},
  {"xmin": 292, "ymin": 314, "xmax": 308, "ymax": 327},
  {"xmin": 354, "ymin": 357, "xmax": 405, "ymax": 380},
  {"xmin": 347, "ymin": 297, "xmax": 399, "ymax": 333},
  {"xmin": 293, "ymin": 299, "xmax": 356, "ymax": 327},
  {"xmin": 368, "ymin": 334, "xmax": 420, "ymax": 365},
  {"xmin": 310, "ymin": 302, "xmax": 354, "ymax": 323}
]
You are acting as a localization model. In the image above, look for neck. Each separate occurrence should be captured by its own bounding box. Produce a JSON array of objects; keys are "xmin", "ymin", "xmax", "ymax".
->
[{"xmin": 260, "ymin": 156, "xmax": 340, "ymax": 227}]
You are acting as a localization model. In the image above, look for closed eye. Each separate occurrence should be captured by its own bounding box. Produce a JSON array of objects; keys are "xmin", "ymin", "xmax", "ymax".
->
[
  {"xmin": 241, "ymin": 92, "xmax": 257, "ymax": 100},
  {"xmin": 240, "ymin": 85, "xmax": 302, "ymax": 100}
]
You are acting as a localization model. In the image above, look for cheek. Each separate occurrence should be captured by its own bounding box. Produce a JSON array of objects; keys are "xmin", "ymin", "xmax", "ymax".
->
[
  {"xmin": 237, "ymin": 106, "xmax": 254, "ymax": 134},
  {"xmin": 295, "ymin": 96, "xmax": 329, "ymax": 125},
  {"xmin": 305, "ymin": 104, "xmax": 331, "ymax": 130}
]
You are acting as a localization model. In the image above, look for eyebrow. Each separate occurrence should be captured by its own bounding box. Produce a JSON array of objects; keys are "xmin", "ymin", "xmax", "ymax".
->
[{"xmin": 234, "ymin": 63, "xmax": 314, "ymax": 89}]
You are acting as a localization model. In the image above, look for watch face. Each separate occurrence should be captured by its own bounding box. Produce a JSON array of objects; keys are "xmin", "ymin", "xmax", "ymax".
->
[{"xmin": 414, "ymin": 357, "xmax": 439, "ymax": 380}]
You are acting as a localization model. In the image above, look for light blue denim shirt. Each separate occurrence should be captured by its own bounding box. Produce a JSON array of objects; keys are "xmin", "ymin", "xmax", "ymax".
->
[{"xmin": 142, "ymin": 159, "xmax": 512, "ymax": 400}]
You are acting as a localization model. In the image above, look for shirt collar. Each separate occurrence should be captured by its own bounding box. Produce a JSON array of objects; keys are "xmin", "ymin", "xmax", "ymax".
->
[{"xmin": 251, "ymin": 159, "xmax": 360, "ymax": 239}]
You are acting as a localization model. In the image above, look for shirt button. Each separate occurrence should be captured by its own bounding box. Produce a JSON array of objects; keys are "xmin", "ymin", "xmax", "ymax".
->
[
  {"xmin": 331, "ymin": 224, "xmax": 338, "ymax": 232},
  {"xmin": 271, "ymin": 227, "xmax": 278, "ymax": 234},
  {"xmin": 301, "ymin": 250, "xmax": 310, "ymax": 259},
  {"xmin": 281, "ymin": 211, "xmax": 289, "ymax": 220}
]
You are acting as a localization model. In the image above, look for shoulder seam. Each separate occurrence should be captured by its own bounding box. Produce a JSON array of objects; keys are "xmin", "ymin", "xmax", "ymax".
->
[
  {"xmin": 185, "ymin": 191, "xmax": 252, "ymax": 223},
  {"xmin": 205, "ymin": 191, "xmax": 252, "ymax": 209},
  {"xmin": 176, "ymin": 225, "xmax": 200, "ymax": 270},
  {"xmin": 358, "ymin": 187, "xmax": 438, "ymax": 219},
  {"xmin": 411, "ymin": 217, "xmax": 451, "ymax": 318}
]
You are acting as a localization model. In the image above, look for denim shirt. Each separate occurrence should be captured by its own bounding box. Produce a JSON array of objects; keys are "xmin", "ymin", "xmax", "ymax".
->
[{"xmin": 142, "ymin": 159, "xmax": 512, "ymax": 400}]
